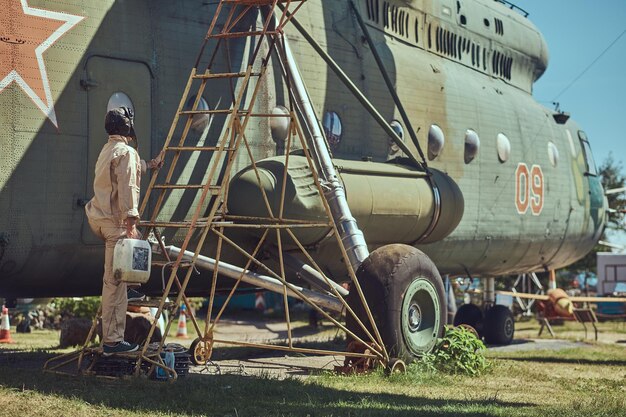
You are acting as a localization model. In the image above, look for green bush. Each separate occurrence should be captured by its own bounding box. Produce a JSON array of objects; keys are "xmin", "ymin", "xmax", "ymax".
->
[
  {"xmin": 419, "ymin": 325, "xmax": 490, "ymax": 376},
  {"xmin": 53, "ymin": 297, "xmax": 100, "ymax": 319}
]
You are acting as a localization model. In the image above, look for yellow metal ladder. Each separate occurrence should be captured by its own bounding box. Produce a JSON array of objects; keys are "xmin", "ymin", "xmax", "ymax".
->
[
  {"xmin": 45, "ymin": 0, "xmax": 387, "ymax": 379},
  {"xmin": 134, "ymin": 0, "xmax": 317, "ymax": 378}
]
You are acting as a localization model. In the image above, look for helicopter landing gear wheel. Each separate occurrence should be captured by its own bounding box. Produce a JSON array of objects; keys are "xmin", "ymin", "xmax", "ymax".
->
[
  {"xmin": 453, "ymin": 303, "xmax": 484, "ymax": 335},
  {"xmin": 347, "ymin": 244, "xmax": 446, "ymax": 363},
  {"xmin": 483, "ymin": 305, "xmax": 515, "ymax": 345}
]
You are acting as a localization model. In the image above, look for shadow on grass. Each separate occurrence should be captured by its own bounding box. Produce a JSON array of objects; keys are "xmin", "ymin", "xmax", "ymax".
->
[
  {"xmin": 0, "ymin": 350, "xmax": 534, "ymax": 417},
  {"xmin": 485, "ymin": 338, "xmax": 536, "ymax": 348},
  {"xmin": 0, "ymin": 349, "xmax": 58, "ymax": 369},
  {"xmin": 495, "ymin": 356, "xmax": 626, "ymax": 367}
]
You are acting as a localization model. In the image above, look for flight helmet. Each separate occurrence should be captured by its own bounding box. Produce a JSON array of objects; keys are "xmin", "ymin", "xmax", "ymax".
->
[{"xmin": 105, "ymin": 107, "xmax": 136, "ymax": 138}]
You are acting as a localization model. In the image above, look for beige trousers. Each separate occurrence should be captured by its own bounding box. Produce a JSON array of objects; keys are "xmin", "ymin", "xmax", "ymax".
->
[{"xmin": 89, "ymin": 218, "xmax": 127, "ymax": 344}]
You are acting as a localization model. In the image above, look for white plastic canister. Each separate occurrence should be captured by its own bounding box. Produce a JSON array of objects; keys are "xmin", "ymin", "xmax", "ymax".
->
[{"xmin": 112, "ymin": 239, "xmax": 152, "ymax": 284}]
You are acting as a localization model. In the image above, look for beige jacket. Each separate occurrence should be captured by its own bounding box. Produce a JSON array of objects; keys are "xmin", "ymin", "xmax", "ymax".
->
[{"xmin": 85, "ymin": 135, "xmax": 142, "ymax": 225}]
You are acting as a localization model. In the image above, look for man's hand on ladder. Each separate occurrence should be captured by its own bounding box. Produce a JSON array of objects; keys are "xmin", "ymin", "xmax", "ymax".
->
[{"xmin": 147, "ymin": 150, "xmax": 166, "ymax": 170}]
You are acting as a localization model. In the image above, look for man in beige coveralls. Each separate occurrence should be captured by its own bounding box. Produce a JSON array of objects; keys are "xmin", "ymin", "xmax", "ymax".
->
[{"xmin": 85, "ymin": 107, "xmax": 162, "ymax": 356}]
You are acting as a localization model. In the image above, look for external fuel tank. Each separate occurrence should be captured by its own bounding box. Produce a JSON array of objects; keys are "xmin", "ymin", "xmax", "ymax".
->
[{"xmin": 227, "ymin": 156, "xmax": 464, "ymax": 248}]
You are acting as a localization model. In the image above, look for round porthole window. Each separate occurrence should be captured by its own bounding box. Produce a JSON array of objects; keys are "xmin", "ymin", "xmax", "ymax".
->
[
  {"xmin": 323, "ymin": 111, "xmax": 343, "ymax": 149},
  {"xmin": 496, "ymin": 133, "xmax": 510, "ymax": 163},
  {"xmin": 548, "ymin": 142, "xmax": 559, "ymax": 167},
  {"xmin": 270, "ymin": 105, "xmax": 290, "ymax": 144},
  {"xmin": 464, "ymin": 129, "xmax": 480, "ymax": 164},
  {"xmin": 107, "ymin": 92, "xmax": 134, "ymax": 113},
  {"xmin": 390, "ymin": 120, "xmax": 404, "ymax": 139},
  {"xmin": 428, "ymin": 124, "xmax": 445, "ymax": 160},
  {"xmin": 185, "ymin": 95, "xmax": 211, "ymax": 133},
  {"xmin": 388, "ymin": 120, "xmax": 405, "ymax": 154}
]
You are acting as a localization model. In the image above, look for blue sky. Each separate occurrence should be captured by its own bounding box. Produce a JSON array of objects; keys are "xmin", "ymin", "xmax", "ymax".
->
[{"xmin": 513, "ymin": 0, "xmax": 626, "ymax": 171}]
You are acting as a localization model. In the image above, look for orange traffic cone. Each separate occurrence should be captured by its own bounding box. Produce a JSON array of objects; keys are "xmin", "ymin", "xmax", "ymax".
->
[
  {"xmin": 176, "ymin": 304, "xmax": 188, "ymax": 339},
  {"xmin": 0, "ymin": 306, "xmax": 14, "ymax": 343},
  {"xmin": 255, "ymin": 292, "xmax": 266, "ymax": 312}
]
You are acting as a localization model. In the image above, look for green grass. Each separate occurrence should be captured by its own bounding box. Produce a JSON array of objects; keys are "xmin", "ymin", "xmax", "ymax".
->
[
  {"xmin": 0, "ymin": 328, "xmax": 64, "ymax": 350},
  {"xmin": 0, "ymin": 349, "xmax": 624, "ymax": 417},
  {"xmin": 0, "ymin": 322, "xmax": 625, "ymax": 417}
]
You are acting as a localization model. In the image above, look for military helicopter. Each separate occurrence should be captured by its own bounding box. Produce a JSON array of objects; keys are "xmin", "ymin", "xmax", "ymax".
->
[{"xmin": 0, "ymin": 0, "xmax": 606, "ymax": 360}]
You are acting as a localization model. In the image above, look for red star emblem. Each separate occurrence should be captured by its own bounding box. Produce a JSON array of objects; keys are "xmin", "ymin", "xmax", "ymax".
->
[{"xmin": 0, "ymin": 0, "xmax": 84, "ymax": 128}]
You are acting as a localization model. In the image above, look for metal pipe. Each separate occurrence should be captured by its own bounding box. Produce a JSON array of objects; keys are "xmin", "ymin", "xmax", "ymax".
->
[
  {"xmin": 484, "ymin": 277, "xmax": 495, "ymax": 306},
  {"xmin": 164, "ymin": 245, "xmax": 344, "ymax": 313},
  {"xmin": 280, "ymin": 34, "xmax": 370, "ymax": 269},
  {"xmin": 269, "ymin": 248, "xmax": 349, "ymax": 297}
]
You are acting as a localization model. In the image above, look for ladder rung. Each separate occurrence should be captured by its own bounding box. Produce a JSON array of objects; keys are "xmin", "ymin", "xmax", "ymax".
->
[
  {"xmin": 140, "ymin": 221, "xmax": 211, "ymax": 228},
  {"xmin": 151, "ymin": 184, "xmax": 222, "ymax": 193},
  {"xmin": 166, "ymin": 146, "xmax": 236, "ymax": 152},
  {"xmin": 152, "ymin": 261, "xmax": 194, "ymax": 269},
  {"xmin": 86, "ymin": 347, "xmax": 157, "ymax": 358},
  {"xmin": 192, "ymin": 71, "xmax": 260, "ymax": 79},
  {"xmin": 140, "ymin": 216, "xmax": 224, "ymax": 228},
  {"xmin": 179, "ymin": 109, "xmax": 249, "ymax": 116},
  {"xmin": 128, "ymin": 299, "xmax": 176, "ymax": 309},
  {"xmin": 210, "ymin": 30, "xmax": 282, "ymax": 39},
  {"xmin": 249, "ymin": 113, "xmax": 292, "ymax": 118},
  {"xmin": 153, "ymin": 184, "xmax": 205, "ymax": 190}
]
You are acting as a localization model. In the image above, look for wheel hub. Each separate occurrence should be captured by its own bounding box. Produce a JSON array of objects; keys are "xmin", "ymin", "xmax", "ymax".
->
[
  {"xmin": 401, "ymin": 278, "xmax": 441, "ymax": 355},
  {"xmin": 408, "ymin": 303, "xmax": 422, "ymax": 332},
  {"xmin": 505, "ymin": 317, "xmax": 514, "ymax": 337}
]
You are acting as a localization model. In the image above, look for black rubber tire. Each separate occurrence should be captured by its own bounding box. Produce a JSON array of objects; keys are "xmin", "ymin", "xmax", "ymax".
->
[
  {"xmin": 483, "ymin": 305, "xmax": 515, "ymax": 345},
  {"xmin": 346, "ymin": 244, "xmax": 446, "ymax": 363},
  {"xmin": 453, "ymin": 303, "xmax": 484, "ymax": 334}
]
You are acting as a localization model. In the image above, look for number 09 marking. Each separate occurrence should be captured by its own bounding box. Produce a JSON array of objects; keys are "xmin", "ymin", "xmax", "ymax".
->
[{"xmin": 515, "ymin": 163, "xmax": 544, "ymax": 215}]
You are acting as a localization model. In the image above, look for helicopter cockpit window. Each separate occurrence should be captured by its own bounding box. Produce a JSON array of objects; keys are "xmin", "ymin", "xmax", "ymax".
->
[
  {"xmin": 464, "ymin": 129, "xmax": 480, "ymax": 164},
  {"xmin": 496, "ymin": 133, "xmax": 510, "ymax": 163},
  {"xmin": 578, "ymin": 131, "xmax": 597, "ymax": 176},
  {"xmin": 548, "ymin": 142, "xmax": 559, "ymax": 167},
  {"xmin": 185, "ymin": 95, "xmax": 211, "ymax": 133},
  {"xmin": 107, "ymin": 92, "xmax": 134, "ymax": 113},
  {"xmin": 428, "ymin": 124, "xmax": 445, "ymax": 160},
  {"xmin": 565, "ymin": 129, "xmax": 577, "ymax": 157},
  {"xmin": 323, "ymin": 111, "xmax": 343, "ymax": 149}
]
